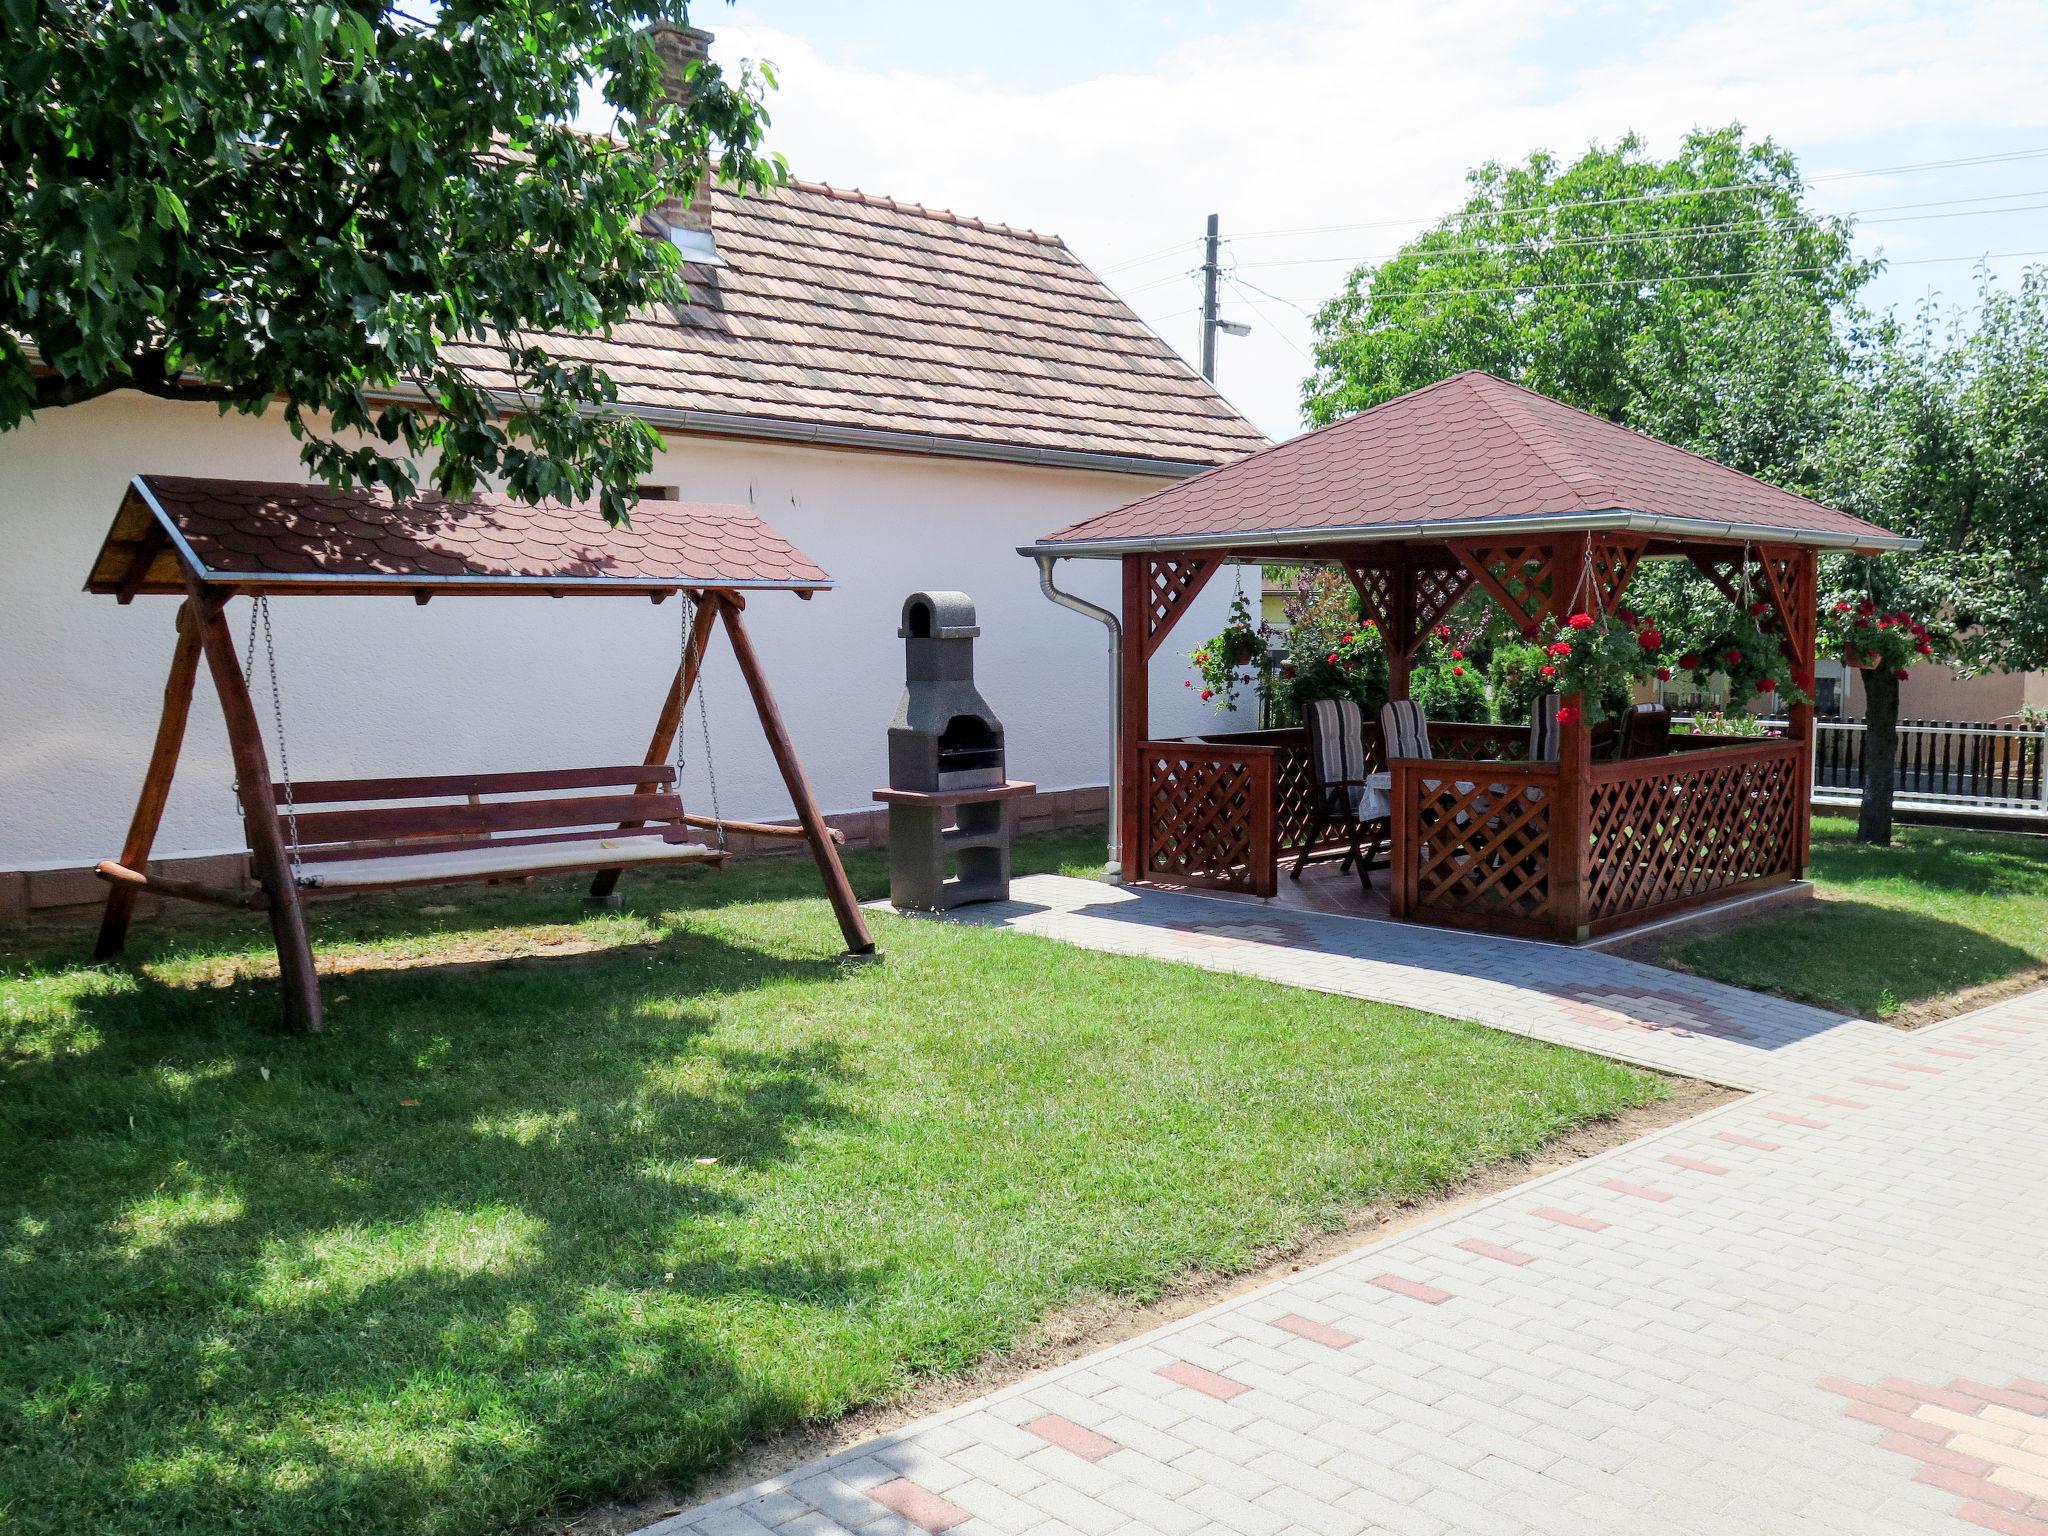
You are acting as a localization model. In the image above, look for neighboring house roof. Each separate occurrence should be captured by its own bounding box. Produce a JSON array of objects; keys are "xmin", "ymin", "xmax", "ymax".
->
[
  {"xmin": 85, "ymin": 475, "xmax": 830, "ymax": 598},
  {"xmin": 1031, "ymin": 371, "xmax": 1916, "ymax": 554},
  {"xmin": 440, "ymin": 178, "xmax": 1268, "ymax": 478}
]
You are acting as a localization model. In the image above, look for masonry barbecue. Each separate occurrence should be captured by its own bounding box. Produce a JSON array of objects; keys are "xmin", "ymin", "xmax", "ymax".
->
[{"xmin": 876, "ymin": 592, "xmax": 1033, "ymax": 909}]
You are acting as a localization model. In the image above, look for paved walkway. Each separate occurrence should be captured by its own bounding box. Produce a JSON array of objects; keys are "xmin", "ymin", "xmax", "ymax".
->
[{"xmin": 643, "ymin": 878, "xmax": 2048, "ymax": 1536}]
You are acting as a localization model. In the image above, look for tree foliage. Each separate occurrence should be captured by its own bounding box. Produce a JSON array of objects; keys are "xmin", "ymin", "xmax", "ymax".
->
[
  {"xmin": 1303, "ymin": 124, "xmax": 1872, "ymax": 488},
  {"xmin": 2, "ymin": 1, "xmax": 778, "ymax": 522}
]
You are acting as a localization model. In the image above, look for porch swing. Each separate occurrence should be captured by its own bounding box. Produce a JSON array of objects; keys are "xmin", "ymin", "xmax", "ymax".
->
[{"xmin": 84, "ymin": 474, "xmax": 876, "ymax": 1034}]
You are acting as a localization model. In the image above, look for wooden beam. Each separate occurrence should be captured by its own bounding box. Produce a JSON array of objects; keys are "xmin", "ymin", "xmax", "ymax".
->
[
  {"xmin": 187, "ymin": 585, "xmax": 325, "ymax": 1033},
  {"xmin": 716, "ymin": 596, "xmax": 876, "ymax": 956},
  {"xmin": 93, "ymin": 600, "xmax": 204, "ymax": 960},
  {"xmin": 590, "ymin": 592, "xmax": 723, "ymax": 901},
  {"xmin": 94, "ymin": 860, "xmax": 270, "ymax": 911},
  {"xmin": 1119, "ymin": 555, "xmax": 1151, "ymax": 880}
]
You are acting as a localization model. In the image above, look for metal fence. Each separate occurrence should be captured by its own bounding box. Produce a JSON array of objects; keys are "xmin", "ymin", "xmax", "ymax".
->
[{"xmin": 1812, "ymin": 719, "xmax": 2048, "ymax": 811}]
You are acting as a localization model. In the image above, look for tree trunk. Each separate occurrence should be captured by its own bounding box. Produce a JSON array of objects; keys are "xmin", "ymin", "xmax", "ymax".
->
[{"xmin": 1857, "ymin": 665, "xmax": 1900, "ymax": 847}]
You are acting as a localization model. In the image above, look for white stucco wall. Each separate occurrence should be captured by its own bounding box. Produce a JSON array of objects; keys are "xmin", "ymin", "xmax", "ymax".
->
[{"xmin": 0, "ymin": 393, "xmax": 1232, "ymax": 870}]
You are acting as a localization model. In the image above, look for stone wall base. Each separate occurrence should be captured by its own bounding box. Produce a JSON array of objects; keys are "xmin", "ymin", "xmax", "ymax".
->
[{"xmin": 1, "ymin": 786, "xmax": 1109, "ymax": 928}]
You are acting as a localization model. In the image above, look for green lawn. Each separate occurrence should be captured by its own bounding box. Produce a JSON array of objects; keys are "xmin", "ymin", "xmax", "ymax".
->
[
  {"xmin": 0, "ymin": 832, "xmax": 1661, "ymax": 1536},
  {"xmin": 1664, "ymin": 816, "xmax": 2048, "ymax": 1019}
]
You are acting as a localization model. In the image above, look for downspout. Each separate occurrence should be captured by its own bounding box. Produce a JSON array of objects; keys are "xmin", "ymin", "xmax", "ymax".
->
[{"xmin": 1033, "ymin": 553, "xmax": 1123, "ymax": 878}]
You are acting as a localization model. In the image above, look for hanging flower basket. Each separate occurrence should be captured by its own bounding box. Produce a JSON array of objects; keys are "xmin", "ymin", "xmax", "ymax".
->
[
  {"xmin": 1188, "ymin": 583, "xmax": 1268, "ymax": 711},
  {"xmin": 1673, "ymin": 601, "xmax": 1812, "ymax": 712},
  {"xmin": 1529, "ymin": 607, "xmax": 1666, "ymax": 725}
]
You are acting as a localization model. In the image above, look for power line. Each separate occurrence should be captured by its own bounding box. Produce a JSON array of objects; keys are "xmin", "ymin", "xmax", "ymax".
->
[
  {"xmin": 1221, "ymin": 277, "xmax": 1314, "ymax": 361},
  {"xmin": 1230, "ymin": 194, "xmax": 2048, "ymax": 273}
]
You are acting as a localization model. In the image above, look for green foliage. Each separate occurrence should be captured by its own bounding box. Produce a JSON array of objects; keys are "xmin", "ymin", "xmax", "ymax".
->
[
  {"xmin": 1819, "ymin": 595, "xmax": 1936, "ymax": 678},
  {"xmin": 1186, "ymin": 583, "xmax": 1266, "ymax": 711},
  {"xmin": 1819, "ymin": 269, "xmax": 2048, "ymax": 674},
  {"xmin": 1670, "ymin": 601, "xmax": 1811, "ymax": 713},
  {"xmin": 1265, "ymin": 567, "xmax": 1388, "ymax": 725},
  {"xmin": 0, "ymin": 836, "xmax": 1660, "ymax": 1535},
  {"xmin": 1409, "ymin": 657, "xmax": 1486, "ymax": 722},
  {"xmin": 1488, "ymin": 640, "xmax": 1552, "ymax": 724},
  {"xmin": 1304, "ymin": 124, "xmax": 1871, "ymax": 485},
  {"xmin": 1, "ymin": 3, "xmax": 779, "ymax": 522},
  {"xmin": 1533, "ymin": 609, "xmax": 1670, "ymax": 725}
]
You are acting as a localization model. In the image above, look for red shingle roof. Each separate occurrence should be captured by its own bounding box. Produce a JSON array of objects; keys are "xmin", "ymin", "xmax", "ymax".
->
[
  {"xmin": 85, "ymin": 475, "xmax": 830, "ymax": 596},
  {"xmin": 1034, "ymin": 372, "xmax": 1911, "ymax": 552},
  {"xmin": 439, "ymin": 178, "xmax": 1268, "ymax": 474}
]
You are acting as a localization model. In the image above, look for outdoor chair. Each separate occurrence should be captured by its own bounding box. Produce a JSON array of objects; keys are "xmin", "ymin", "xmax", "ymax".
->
[
  {"xmin": 1615, "ymin": 702, "xmax": 1673, "ymax": 760},
  {"xmin": 1292, "ymin": 697, "xmax": 1389, "ymax": 891},
  {"xmin": 1528, "ymin": 692, "xmax": 1562, "ymax": 762}
]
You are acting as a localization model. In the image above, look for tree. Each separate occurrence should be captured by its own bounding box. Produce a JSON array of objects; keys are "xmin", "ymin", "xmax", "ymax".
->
[
  {"xmin": 2, "ymin": 2, "xmax": 777, "ymax": 523},
  {"xmin": 1821, "ymin": 268, "xmax": 2048, "ymax": 841},
  {"xmin": 1304, "ymin": 124, "xmax": 1873, "ymax": 486}
]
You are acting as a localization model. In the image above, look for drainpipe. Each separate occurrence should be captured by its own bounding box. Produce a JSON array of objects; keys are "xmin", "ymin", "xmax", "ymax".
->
[{"xmin": 1033, "ymin": 553, "xmax": 1123, "ymax": 878}]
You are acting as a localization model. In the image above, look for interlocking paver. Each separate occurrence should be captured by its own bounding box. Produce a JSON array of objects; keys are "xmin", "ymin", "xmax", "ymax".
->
[{"xmin": 643, "ymin": 881, "xmax": 2048, "ymax": 1536}]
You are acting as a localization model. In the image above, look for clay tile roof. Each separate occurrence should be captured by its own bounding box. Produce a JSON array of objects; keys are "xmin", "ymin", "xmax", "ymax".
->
[
  {"xmin": 84, "ymin": 475, "xmax": 831, "ymax": 597},
  {"xmin": 1031, "ymin": 372, "xmax": 1915, "ymax": 554},
  {"xmin": 439, "ymin": 177, "xmax": 1267, "ymax": 474}
]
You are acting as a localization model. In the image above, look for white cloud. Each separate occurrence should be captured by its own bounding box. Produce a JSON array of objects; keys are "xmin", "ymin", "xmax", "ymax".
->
[{"xmin": 710, "ymin": 0, "xmax": 2048, "ymax": 438}]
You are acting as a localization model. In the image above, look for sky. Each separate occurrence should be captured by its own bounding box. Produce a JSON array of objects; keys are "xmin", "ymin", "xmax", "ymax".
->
[{"xmin": 678, "ymin": 0, "xmax": 2048, "ymax": 443}]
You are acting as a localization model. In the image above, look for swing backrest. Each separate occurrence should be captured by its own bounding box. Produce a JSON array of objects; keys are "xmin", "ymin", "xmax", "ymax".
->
[{"xmin": 259, "ymin": 764, "xmax": 692, "ymax": 870}]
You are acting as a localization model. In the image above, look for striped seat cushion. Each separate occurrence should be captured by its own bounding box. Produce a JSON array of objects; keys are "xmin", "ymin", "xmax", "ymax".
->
[
  {"xmin": 1308, "ymin": 697, "xmax": 1372, "ymax": 816},
  {"xmin": 1528, "ymin": 693, "xmax": 1563, "ymax": 762},
  {"xmin": 1379, "ymin": 698, "xmax": 1431, "ymax": 761}
]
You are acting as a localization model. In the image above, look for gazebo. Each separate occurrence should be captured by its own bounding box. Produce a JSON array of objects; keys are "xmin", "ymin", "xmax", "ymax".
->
[{"xmin": 1024, "ymin": 372, "xmax": 1916, "ymax": 943}]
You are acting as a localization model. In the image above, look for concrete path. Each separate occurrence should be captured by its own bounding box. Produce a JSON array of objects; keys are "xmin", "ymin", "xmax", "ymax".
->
[{"xmin": 642, "ymin": 878, "xmax": 2048, "ymax": 1536}]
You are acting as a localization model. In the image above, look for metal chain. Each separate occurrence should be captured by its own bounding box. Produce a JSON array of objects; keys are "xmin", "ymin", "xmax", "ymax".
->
[
  {"xmin": 697, "ymin": 661, "xmax": 725, "ymax": 850},
  {"xmin": 242, "ymin": 595, "xmax": 303, "ymax": 876},
  {"xmin": 675, "ymin": 593, "xmax": 725, "ymax": 850}
]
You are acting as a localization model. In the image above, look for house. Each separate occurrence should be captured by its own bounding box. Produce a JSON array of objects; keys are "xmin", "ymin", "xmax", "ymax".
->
[{"xmin": 0, "ymin": 25, "xmax": 1263, "ymax": 918}]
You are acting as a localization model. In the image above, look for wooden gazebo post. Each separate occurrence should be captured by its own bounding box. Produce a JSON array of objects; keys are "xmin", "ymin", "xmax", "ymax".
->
[{"xmin": 1117, "ymin": 551, "xmax": 1221, "ymax": 883}]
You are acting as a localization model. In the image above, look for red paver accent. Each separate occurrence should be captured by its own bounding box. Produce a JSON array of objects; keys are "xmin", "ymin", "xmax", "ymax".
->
[
  {"xmin": 2013, "ymin": 1377, "xmax": 2048, "ymax": 1399},
  {"xmin": 1919, "ymin": 1466, "xmax": 2034, "ymax": 1514},
  {"xmin": 1272, "ymin": 1313, "xmax": 1360, "ymax": 1349},
  {"xmin": 1843, "ymin": 1401, "xmax": 1950, "ymax": 1442},
  {"xmin": 1878, "ymin": 1432, "xmax": 1998, "ymax": 1477},
  {"xmin": 1926, "ymin": 1047, "xmax": 1980, "ymax": 1059},
  {"xmin": 1956, "ymin": 1502, "xmax": 2048, "ymax": 1535},
  {"xmin": 1765, "ymin": 1111, "xmax": 1829, "ymax": 1129},
  {"xmin": 1714, "ymin": 1132, "xmax": 1782, "ymax": 1151},
  {"xmin": 1891, "ymin": 1060, "xmax": 1947, "ymax": 1075},
  {"xmin": 1601, "ymin": 1178, "xmax": 1674, "ymax": 1202},
  {"xmin": 1853, "ymin": 1075, "xmax": 1914, "ymax": 1090},
  {"xmin": 1957, "ymin": 1035, "xmax": 2007, "ymax": 1046},
  {"xmin": 1882, "ymin": 1378, "xmax": 1994, "ymax": 1416},
  {"xmin": 1456, "ymin": 1238, "xmax": 1536, "ymax": 1266},
  {"xmin": 1952, "ymin": 1379, "xmax": 2048, "ymax": 1415},
  {"xmin": 1370, "ymin": 1274, "xmax": 1454, "ymax": 1305},
  {"xmin": 1533, "ymin": 1206, "xmax": 1609, "ymax": 1232},
  {"xmin": 869, "ymin": 1478, "xmax": 973, "ymax": 1533},
  {"xmin": 1810, "ymin": 1094, "xmax": 1870, "ymax": 1109},
  {"xmin": 1661, "ymin": 1154, "xmax": 1731, "ymax": 1175},
  {"xmin": 1818, "ymin": 1376, "xmax": 1925, "ymax": 1414},
  {"xmin": 1024, "ymin": 1414, "xmax": 1123, "ymax": 1462},
  {"xmin": 1157, "ymin": 1361, "xmax": 1251, "ymax": 1400}
]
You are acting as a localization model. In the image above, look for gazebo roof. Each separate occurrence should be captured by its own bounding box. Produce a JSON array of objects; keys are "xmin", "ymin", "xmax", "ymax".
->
[
  {"xmin": 1027, "ymin": 371, "xmax": 1916, "ymax": 556},
  {"xmin": 85, "ymin": 475, "xmax": 832, "ymax": 599}
]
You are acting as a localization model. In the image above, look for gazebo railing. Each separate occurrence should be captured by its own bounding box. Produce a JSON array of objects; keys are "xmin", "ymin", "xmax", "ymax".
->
[
  {"xmin": 1581, "ymin": 739, "xmax": 1803, "ymax": 933},
  {"xmin": 1132, "ymin": 739, "xmax": 1278, "ymax": 896},
  {"xmin": 1387, "ymin": 758, "xmax": 1562, "ymax": 937}
]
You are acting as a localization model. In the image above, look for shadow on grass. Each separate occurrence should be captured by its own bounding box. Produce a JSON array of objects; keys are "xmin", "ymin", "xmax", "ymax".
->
[
  {"xmin": 1675, "ymin": 897, "xmax": 2038, "ymax": 1017},
  {"xmin": 0, "ymin": 921, "xmax": 884, "ymax": 1536}
]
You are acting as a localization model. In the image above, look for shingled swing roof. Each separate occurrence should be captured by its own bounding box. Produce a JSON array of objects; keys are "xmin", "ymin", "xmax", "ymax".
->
[
  {"xmin": 438, "ymin": 178, "xmax": 1268, "ymax": 477},
  {"xmin": 84, "ymin": 475, "xmax": 831, "ymax": 598},
  {"xmin": 1028, "ymin": 371, "xmax": 1917, "ymax": 554}
]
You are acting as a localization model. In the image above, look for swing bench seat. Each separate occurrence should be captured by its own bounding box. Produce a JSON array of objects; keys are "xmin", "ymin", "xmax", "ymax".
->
[{"xmin": 270, "ymin": 764, "xmax": 728, "ymax": 893}]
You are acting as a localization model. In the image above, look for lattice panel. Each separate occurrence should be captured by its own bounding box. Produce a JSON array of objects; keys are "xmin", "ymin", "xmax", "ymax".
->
[
  {"xmin": 1342, "ymin": 559, "xmax": 1398, "ymax": 638},
  {"xmin": 1427, "ymin": 722, "xmax": 1532, "ymax": 764},
  {"xmin": 1583, "ymin": 748, "xmax": 1800, "ymax": 924},
  {"xmin": 1409, "ymin": 773, "xmax": 1554, "ymax": 921},
  {"xmin": 1448, "ymin": 541, "xmax": 1561, "ymax": 628},
  {"xmin": 1139, "ymin": 554, "xmax": 1220, "ymax": 658},
  {"xmin": 1410, "ymin": 559, "xmax": 1476, "ymax": 639},
  {"xmin": 1140, "ymin": 745, "xmax": 1277, "ymax": 895},
  {"xmin": 1587, "ymin": 534, "xmax": 1647, "ymax": 616},
  {"xmin": 1755, "ymin": 546, "xmax": 1816, "ymax": 673}
]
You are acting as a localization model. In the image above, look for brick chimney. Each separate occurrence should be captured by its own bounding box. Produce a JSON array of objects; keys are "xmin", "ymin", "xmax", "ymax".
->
[{"xmin": 644, "ymin": 22, "xmax": 715, "ymax": 235}]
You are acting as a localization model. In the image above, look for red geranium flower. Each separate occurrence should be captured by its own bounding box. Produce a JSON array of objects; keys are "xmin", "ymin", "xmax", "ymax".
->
[
  {"xmin": 1894, "ymin": 668, "xmax": 1911, "ymax": 681},
  {"xmin": 1857, "ymin": 599, "xmax": 1876, "ymax": 616},
  {"xmin": 1724, "ymin": 649, "xmax": 1743, "ymax": 665},
  {"xmin": 1200, "ymin": 688, "xmax": 1213, "ymax": 700},
  {"xmin": 1451, "ymin": 665, "xmax": 1464, "ymax": 676},
  {"xmin": 1656, "ymin": 667, "xmax": 1673, "ymax": 681},
  {"xmin": 1678, "ymin": 652, "xmax": 1700, "ymax": 669},
  {"xmin": 1547, "ymin": 640, "xmax": 1573, "ymax": 657},
  {"xmin": 1540, "ymin": 664, "xmax": 1557, "ymax": 677},
  {"xmin": 1436, "ymin": 624, "xmax": 1452, "ymax": 638},
  {"xmin": 1554, "ymin": 703, "xmax": 1582, "ymax": 727},
  {"xmin": 1834, "ymin": 600, "xmax": 1852, "ymax": 613},
  {"xmin": 1521, "ymin": 623, "xmax": 1539, "ymax": 640},
  {"xmin": 1567, "ymin": 612, "xmax": 1594, "ymax": 630},
  {"xmin": 1748, "ymin": 600, "xmax": 1770, "ymax": 617},
  {"xmin": 1450, "ymin": 648, "xmax": 1465, "ymax": 660},
  {"xmin": 1340, "ymin": 632, "xmax": 1354, "ymax": 644},
  {"xmin": 1758, "ymin": 677, "xmax": 1777, "ymax": 693},
  {"xmin": 1327, "ymin": 652, "xmax": 1340, "ymax": 665},
  {"xmin": 1638, "ymin": 628, "xmax": 1663, "ymax": 650}
]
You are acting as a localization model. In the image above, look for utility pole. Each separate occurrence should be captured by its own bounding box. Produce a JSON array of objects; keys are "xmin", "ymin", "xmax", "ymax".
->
[{"xmin": 1198, "ymin": 213, "xmax": 1221, "ymax": 382}]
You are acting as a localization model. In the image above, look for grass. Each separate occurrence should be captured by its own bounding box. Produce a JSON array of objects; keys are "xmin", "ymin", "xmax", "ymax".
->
[
  {"xmin": 1662, "ymin": 816, "xmax": 2048, "ymax": 1019},
  {"xmin": 1, "ymin": 831, "xmax": 1663, "ymax": 1536}
]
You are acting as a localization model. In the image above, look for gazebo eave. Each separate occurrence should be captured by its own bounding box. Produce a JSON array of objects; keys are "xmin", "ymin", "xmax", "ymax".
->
[{"xmin": 1019, "ymin": 507, "xmax": 1920, "ymax": 561}]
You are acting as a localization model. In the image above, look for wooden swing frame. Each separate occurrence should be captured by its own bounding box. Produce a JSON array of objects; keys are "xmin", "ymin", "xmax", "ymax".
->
[{"xmin": 84, "ymin": 475, "xmax": 875, "ymax": 1034}]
